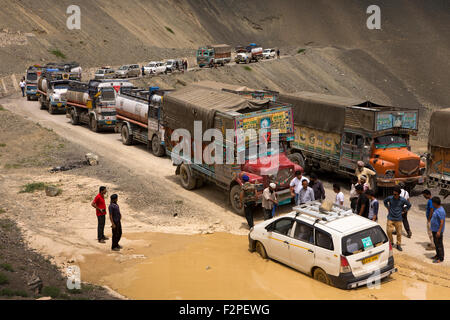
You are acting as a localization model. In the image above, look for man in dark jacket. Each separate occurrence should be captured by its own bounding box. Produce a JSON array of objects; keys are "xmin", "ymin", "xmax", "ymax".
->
[
  {"xmin": 309, "ymin": 173, "xmax": 325, "ymax": 201},
  {"xmin": 356, "ymin": 184, "xmax": 370, "ymax": 218},
  {"xmin": 383, "ymin": 186, "xmax": 411, "ymax": 251},
  {"xmin": 108, "ymin": 194, "xmax": 122, "ymax": 251}
]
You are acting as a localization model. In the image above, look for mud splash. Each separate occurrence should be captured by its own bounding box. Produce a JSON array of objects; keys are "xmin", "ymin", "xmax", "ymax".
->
[{"xmin": 78, "ymin": 232, "xmax": 450, "ymax": 300}]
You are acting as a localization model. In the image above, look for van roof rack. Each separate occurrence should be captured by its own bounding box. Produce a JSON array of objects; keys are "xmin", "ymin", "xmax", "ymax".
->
[{"xmin": 293, "ymin": 201, "xmax": 353, "ymax": 222}]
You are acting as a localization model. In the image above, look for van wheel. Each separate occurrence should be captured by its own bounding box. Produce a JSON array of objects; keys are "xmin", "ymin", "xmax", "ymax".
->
[
  {"xmin": 179, "ymin": 164, "xmax": 197, "ymax": 190},
  {"xmin": 151, "ymin": 135, "xmax": 165, "ymax": 157},
  {"xmin": 313, "ymin": 268, "xmax": 332, "ymax": 286},
  {"xmin": 229, "ymin": 185, "xmax": 245, "ymax": 216},
  {"xmin": 121, "ymin": 125, "xmax": 133, "ymax": 145},
  {"xmin": 70, "ymin": 110, "xmax": 79, "ymax": 125},
  {"xmin": 255, "ymin": 241, "xmax": 268, "ymax": 259}
]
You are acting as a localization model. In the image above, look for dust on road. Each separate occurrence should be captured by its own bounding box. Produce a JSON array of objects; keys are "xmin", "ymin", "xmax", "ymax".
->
[{"xmin": 78, "ymin": 232, "xmax": 450, "ymax": 300}]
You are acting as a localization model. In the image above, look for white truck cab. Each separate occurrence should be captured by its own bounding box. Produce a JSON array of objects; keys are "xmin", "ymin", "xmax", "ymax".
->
[{"xmin": 249, "ymin": 201, "xmax": 397, "ymax": 289}]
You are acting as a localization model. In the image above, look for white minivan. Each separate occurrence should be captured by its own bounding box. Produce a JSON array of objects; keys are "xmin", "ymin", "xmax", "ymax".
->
[{"xmin": 248, "ymin": 201, "xmax": 397, "ymax": 289}]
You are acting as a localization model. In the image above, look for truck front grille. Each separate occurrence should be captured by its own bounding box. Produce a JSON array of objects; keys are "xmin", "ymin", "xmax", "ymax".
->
[
  {"xmin": 270, "ymin": 168, "xmax": 294, "ymax": 187},
  {"xmin": 399, "ymin": 159, "xmax": 420, "ymax": 176}
]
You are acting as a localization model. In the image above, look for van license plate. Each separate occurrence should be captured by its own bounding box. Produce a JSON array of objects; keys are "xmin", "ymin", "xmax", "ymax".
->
[{"xmin": 362, "ymin": 255, "xmax": 379, "ymax": 265}]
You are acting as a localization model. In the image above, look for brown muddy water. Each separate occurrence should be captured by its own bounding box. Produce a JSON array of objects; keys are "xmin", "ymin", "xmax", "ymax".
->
[{"xmin": 78, "ymin": 232, "xmax": 450, "ymax": 300}]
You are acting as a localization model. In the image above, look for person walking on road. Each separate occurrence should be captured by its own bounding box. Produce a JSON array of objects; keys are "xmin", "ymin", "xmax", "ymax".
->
[
  {"xmin": 276, "ymin": 49, "xmax": 280, "ymax": 59},
  {"xmin": 356, "ymin": 184, "xmax": 370, "ymax": 218},
  {"xmin": 355, "ymin": 161, "xmax": 375, "ymax": 186},
  {"xmin": 20, "ymin": 78, "xmax": 26, "ymax": 97},
  {"xmin": 240, "ymin": 174, "xmax": 256, "ymax": 228},
  {"xmin": 383, "ymin": 186, "xmax": 411, "ymax": 251},
  {"xmin": 262, "ymin": 183, "xmax": 278, "ymax": 220},
  {"xmin": 430, "ymin": 196, "xmax": 446, "ymax": 263},
  {"xmin": 309, "ymin": 173, "xmax": 325, "ymax": 201},
  {"xmin": 290, "ymin": 171, "xmax": 309, "ymax": 205},
  {"xmin": 399, "ymin": 183, "xmax": 412, "ymax": 238},
  {"xmin": 91, "ymin": 186, "xmax": 108, "ymax": 243},
  {"xmin": 108, "ymin": 194, "xmax": 122, "ymax": 251},
  {"xmin": 366, "ymin": 189, "xmax": 379, "ymax": 222},
  {"xmin": 298, "ymin": 179, "xmax": 315, "ymax": 205},
  {"xmin": 333, "ymin": 183, "xmax": 344, "ymax": 206},
  {"xmin": 422, "ymin": 189, "xmax": 435, "ymax": 250},
  {"xmin": 141, "ymin": 65, "xmax": 145, "ymax": 77}
]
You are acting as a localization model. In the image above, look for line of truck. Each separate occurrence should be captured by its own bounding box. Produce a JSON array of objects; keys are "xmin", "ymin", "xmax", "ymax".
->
[{"xmin": 26, "ymin": 63, "xmax": 447, "ymax": 214}]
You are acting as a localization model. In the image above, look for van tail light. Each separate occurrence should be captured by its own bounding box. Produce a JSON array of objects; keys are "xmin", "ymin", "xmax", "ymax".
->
[
  {"xmin": 340, "ymin": 255, "xmax": 352, "ymax": 273},
  {"xmin": 389, "ymin": 241, "xmax": 393, "ymax": 258}
]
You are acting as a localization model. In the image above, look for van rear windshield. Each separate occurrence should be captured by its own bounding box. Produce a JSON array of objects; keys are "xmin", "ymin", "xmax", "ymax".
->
[{"xmin": 341, "ymin": 226, "xmax": 388, "ymax": 256}]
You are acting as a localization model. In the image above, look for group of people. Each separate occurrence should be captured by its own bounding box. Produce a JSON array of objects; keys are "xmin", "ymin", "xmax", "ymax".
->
[{"xmin": 239, "ymin": 160, "xmax": 446, "ymax": 263}]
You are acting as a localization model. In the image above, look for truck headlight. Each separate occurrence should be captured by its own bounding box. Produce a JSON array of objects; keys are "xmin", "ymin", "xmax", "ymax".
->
[
  {"xmin": 419, "ymin": 167, "xmax": 426, "ymax": 175},
  {"xmin": 385, "ymin": 170, "xmax": 395, "ymax": 178}
]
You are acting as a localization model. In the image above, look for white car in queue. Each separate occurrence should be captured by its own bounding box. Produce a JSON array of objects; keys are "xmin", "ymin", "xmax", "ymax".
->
[{"xmin": 248, "ymin": 201, "xmax": 397, "ymax": 289}]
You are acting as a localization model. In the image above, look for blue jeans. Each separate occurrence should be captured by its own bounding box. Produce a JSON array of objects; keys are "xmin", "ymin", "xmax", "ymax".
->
[
  {"xmin": 295, "ymin": 194, "xmax": 299, "ymax": 206},
  {"xmin": 271, "ymin": 204, "xmax": 277, "ymax": 217}
]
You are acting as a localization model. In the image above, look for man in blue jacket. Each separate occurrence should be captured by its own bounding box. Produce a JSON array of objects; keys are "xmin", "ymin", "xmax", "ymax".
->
[
  {"xmin": 383, "ymin": 186, "xmax": 411, "ymax": 251},
  {"xmin": 430, "ymin": 196, "xmax": 446, "ymax": 263}
]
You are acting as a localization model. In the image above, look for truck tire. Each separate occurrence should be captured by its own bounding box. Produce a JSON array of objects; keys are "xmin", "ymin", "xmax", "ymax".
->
[
  {"xmin": 26, "ymin": 96, "xmax": 30, "ymax": 101},
  {"xmin": 90, "ymin": 116, "xmax": 99, "ymax": 133},
  {"xmin": 70, "ymin": 110, "xmax": 79, "ymax": 125},
  {"xmin": 196, "ymin": 178, "xmax": 204, "ymax": 188},
  {"xmin": 39, "ymin": 97, "xmax": 45, "ymax": 110},
  {"xmin": 151, "ymin": 135, "xmax": 165, "ymax": 157},
  {"xmin": 48, "ymin": 104, "xmax": 55, "ymax": 114},
  {"xmin": 121, "ymin": 125, "xmax": 133, "ymax": 145},
  {"xmin": 179, "ymin": 164, "xmax": 197, "ymax": 190},
  {"xmin": 288, "ymin": 152, "xmax": 306, "ymax": 170},
  {"xmin": 229, "ymin": 184, "xmax": 245, "ymax": 216}
]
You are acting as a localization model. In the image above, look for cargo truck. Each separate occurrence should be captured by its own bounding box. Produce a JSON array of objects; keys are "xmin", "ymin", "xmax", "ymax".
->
[
  {"xmin": 279, "ymin": 92, "xmax": 425, "ymax": 193},
  {"xmin": 162, "ymin": 86, "xmax": 302, "ymax": 214},
  {"xmin": 427, "ymin": 108, "xmax": 450, "ymax": 199},
  {"xmin": 115, "ymin": 86, "xmax": 171, "ymax": 157},
  {"xmin": 25, "ymin": 65, "xmax": 44, "ymax": 100},
  {"xmin": 196, "ymin": 44, "xmax": 231, "ymax": 67},
  {"xmin": 65, "ymin": 79, "xmax": 133, "ymax": 132}
]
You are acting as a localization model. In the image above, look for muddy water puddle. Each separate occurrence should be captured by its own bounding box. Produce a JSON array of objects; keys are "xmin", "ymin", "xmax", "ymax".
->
[{"xmin": 78, "ymin": 232, "xmax": 450, "ymax": 300}]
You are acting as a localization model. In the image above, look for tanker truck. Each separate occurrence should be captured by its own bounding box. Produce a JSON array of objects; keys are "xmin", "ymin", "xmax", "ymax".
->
[
  {"xmin": 162, "ymin": 85, "xmax": 302, "ymax": 214},
  {"xmin": 278, "ymin": 91, "xmax": 425, "ymax": 193},
  {"xmin": 427, "ymin": 108, "xmax": 450, "ymax": 199},
  {"xmin": 115, "ymin": 86, "xmax": 171, "ymax": 157},
  {"xmin": 65, "ymin": 79, "xmax": 133, "ymax": 132}
]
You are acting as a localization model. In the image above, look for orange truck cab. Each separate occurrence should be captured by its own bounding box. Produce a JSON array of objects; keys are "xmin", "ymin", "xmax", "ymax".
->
[{"xmin": 278, "ymin": 92, "xmax": 425, "ymax": 193}]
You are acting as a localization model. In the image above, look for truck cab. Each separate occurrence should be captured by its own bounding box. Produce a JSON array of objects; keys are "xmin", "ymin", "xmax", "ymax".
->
[
  {"xmin": 25, "ymin": 65, "xmax": 43, "ymax": 101},
  {"xmin": 197, "ymin": 47, "xmax": 214, "ymax": 67}
]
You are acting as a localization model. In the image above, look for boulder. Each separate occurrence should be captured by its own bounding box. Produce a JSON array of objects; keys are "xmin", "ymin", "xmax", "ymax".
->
[
  {"xmin": 45, "ymin": 186, "xmax": 61, "ymax": 197},
  {"xmin": 85, "ymin": 153, "xmax": 99, "ymax": 166}
]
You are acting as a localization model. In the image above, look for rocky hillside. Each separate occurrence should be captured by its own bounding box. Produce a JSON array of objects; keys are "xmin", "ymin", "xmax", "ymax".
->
[{"xmin": 0, "ymin": 0, "xmax": 448, "ymax": 110}]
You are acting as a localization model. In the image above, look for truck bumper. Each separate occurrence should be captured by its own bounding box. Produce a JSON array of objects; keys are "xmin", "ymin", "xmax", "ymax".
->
[
  {"xmin": 98, "ymin": 120, "xmax": 116, "ymax": 127},
  {"xmin": 377, "ymin": 176, "xmax": 425, "ymax": 187},
  {"xmin": 329, "ymin": 257, "xmax": 397, "ymax": 290}
]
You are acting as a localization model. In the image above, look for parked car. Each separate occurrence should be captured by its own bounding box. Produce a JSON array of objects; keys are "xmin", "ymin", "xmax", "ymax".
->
[
  {"xmin": 115, "ymin": 64, "xmax": 140, "ymax": 78},
  {"xmin": 248, "ymin": 201, "xmax": 397, "ymax": 289},
  {"xmin": 94, "ymin": 67, "xmax": 116, "ymax": 79},
  {"xmin": 143, "ymin": 61, "xmax": 167, "ymax": 75},
  {"xmin": 263, "ymin": 48, "xmax": 276, "ymax": 59},
  {"xmin": 165, "ymin": 59, "xmax": 183, "ymax": 73}
]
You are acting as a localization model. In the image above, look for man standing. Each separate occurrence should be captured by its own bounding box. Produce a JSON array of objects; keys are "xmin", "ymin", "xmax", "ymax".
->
[
  {"xmin": 422, "ymin": 189, "xmax": 435, "ymax": 250},
  {"xmin": 290, "ymin": 171, "xmax": 309, "ymax": 205},
  {"xmin": 356, "ymin": 185, "xmax": 370, "ymax": 218},
  {"xmin": 333, "ymin": 183, "xmax": 344, "ymax": 206},
  {"xmin": 399, "ymin": 183, "xmax": 412, "ymax": 238},
  {"xmin": 20, "ymin": 78, "xmax": 26, "ymax": 97},
  {"xmin": 383, "ymin": 186, "xmax": 411, "ymax": 251},
  {"xmin": 276, "ymin": 49, "xmax": 280, "ymax": 59},
  {"xmin": 349, "ymin": 176, "xmax": 360, "ymax": 213},
  {"xmin": 91, "ymin": 186, "xmax": 108, "ymax": 243},
  {"xmin": 108, "ymin": 194, "xmax": 122, "ymax": 251},
  {"xmin": 298, "ymin": 179, "xmax": 315, "ymax": 205},
  {"xmin": 359, "ymin": 175, "xmax": 370, "ymax": 192},
  {"xmin": 141, "ymin": 65, "xmax": 145, "ymax": 77},
  {"xmin": 430, "ymin": 196, "xmax": 446, "ymax": 263},
  {"xmin": 240, "ymin": 175, "xmax": 256, "ymax": 228},
  {"xmin": 366, "ymin": 189, "xmax": 379, "ymax": 222},
  {"xmin": 309, "ymin": 173, "xmax": 325, "ymax": 201},
  {"xmin": 355, "ymin": 161, "xmax": 375, "ymax": 186},
  {"xmin": 262, "ymin": 183, "xmax": 278, "ymax": 220}
]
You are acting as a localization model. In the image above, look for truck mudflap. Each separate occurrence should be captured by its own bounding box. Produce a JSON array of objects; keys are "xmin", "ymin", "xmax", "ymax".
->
[{"xmin": 377, "ymin": 176, "xmax": 425, "ymax": 187}]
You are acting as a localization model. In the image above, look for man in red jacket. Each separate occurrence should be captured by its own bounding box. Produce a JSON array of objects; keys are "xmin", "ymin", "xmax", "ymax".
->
[{"xmin": 91, "ymin": 186, "xmax": 108, "ymax": 243}]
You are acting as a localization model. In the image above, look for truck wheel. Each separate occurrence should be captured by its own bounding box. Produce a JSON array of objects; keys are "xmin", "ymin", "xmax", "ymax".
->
[
  {"xmin": 26, "ymin": 96, "xmax": 30, "ymax": 101},
  {"xmin": 48, "ymin": 104, "xmax": 55, "ymax": 114},
  {"xmin": 196, "ymin": 178, "xmax": 204, "ymax": 188},
  {"xmin": 229, "ymin": 184, "xmax": 245, "ymax": 216},
  {"xmin": 255, "ymin": 241, "xmax": 268, "ymax": 259},
  {"xmin": 39, "ymin": 97, "xmax": 45, "ymax": 110},
  {"xmin": 70, "ymin": 110, "xmax": 79, "ymax": 125},
  {"xmin": 89, "ymin": 116, "xmax": 99, "ymax": 132},
  {"xmin": 179, "ymin": 164, "xmax": 197, "ymax": 190},
  {"xmin": 151, "ymin": 135, "xmax": 165, "ymax": 157},
  {"xmin": 313, "ymin": 268, "xmax": 332, "ymax": 286},
  {"xmin": 121, "ymin": 125, "xmax": 133, "ymax": 145},
  {"xmin": 288, "ymin": 153, "xmax": 306, "ymax": 169}
]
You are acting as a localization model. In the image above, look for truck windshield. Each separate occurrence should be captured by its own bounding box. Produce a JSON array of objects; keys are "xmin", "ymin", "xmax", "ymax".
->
[
  {"xmin": 341, "ymin": 226, "xmax": 388, "ymax": 256},
  {"xmin": 101, "ymin": 88, "xmax": 115, "ymax": 101},
  {"xmin": 27, "ymin": 73, "xmax": 37, "ymax": 81},
  {"xmin": 374, "ymin": 135, "xmax": 408, "ymax": 149}
]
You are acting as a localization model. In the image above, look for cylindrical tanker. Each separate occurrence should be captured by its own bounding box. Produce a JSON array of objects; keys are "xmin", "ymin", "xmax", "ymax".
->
[
  {"xmin": 66, "ymin": 81, "xmax": 90, "ymax": 105},
  {"xmin": 37, "ymin": 77, "xmax": 48, "ymax": 92},
  {"xmin": 115, "ymin": 93, "xmax": 149, "ymax": 124}
]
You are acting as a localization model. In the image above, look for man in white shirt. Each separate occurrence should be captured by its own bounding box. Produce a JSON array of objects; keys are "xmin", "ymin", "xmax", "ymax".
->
[
  {"xmin": 262, "ymin": 183, "xmax": 278, "ymax": 220},
  {"xmin": 333, "ymin": 183, "xmax": 344, "ymax": 206},
  {"xmin": 290, "ymin": 171, "xmax": 309, "ymax": 205},
  {"xmin": 19, "ymin": 78, "xmax": 26, "ymax": 97},
  {"xmin": 298, "ymin": 179, "xmax": 315, "ymax": 205},
  {"xmin": 399, "ymin": 183, "xmax": 412, "ymax": 238}
]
